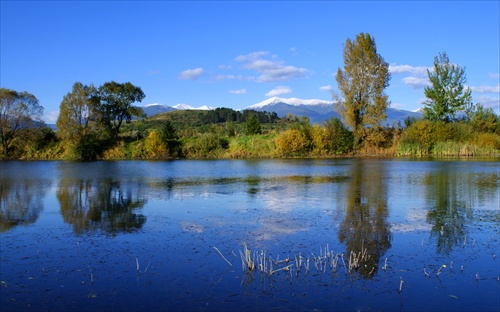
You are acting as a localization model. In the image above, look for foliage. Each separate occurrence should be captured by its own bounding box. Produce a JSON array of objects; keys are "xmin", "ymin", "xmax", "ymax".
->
[
  {"xmin": 335, "ymin": 33, "xmax": 391, "ymax": 147},
  {"xmin": 56, "ymin": 82, "xmax": 106, "ymax": 160},
  {"xmin": 92, "ymin": 81, "xmax": 146, "ymax": 142},
  {"xmin": 158, "ymin": 120, "xmax": 182, "ymax": 156},
  {"xmin": 145, "ymin": 130, "xmax": 168, "ymax": 158},
  {"xmin": 274, "ymin": 129, "xmax": 309, "ymax": 157},
  {"xmin": 467, "ymin": 104, "xmax": 499, "ymax": 133},
  {"xmin": 324, "ymin": 117, "xmax": 354, "ymax": 154},
  {"xmin": 244, "ymin": 113, "xmax": 262, "ymax": 135},
  {"xmin": 310, "ymin": 125, "xmax": 329, "ymax": 155},
  {"xmin": 422, "ymin": 52, "xmax": 472, "ymax": 122},
  {"xmin": 400, "ymin": 120, "xmax": 451, "ymax": 152},
  {"xmin": 0, "ymin": 88, "xmax": 44, "ymax": 158},
  {"xmin": 225, "ymin": 134, "xmax": 278, "ymax": 158},
  {"xmin": 182, "ymin": 133, "xmax": 229, "ymax": 158},
  {"xmin": 472, "ymin": 132, "xmax": 500, "ymax": 150}
]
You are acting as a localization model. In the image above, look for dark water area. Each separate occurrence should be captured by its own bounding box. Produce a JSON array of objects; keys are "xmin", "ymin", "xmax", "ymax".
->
[{"xmin": 1, "ymin": 158, "xmax": 499, "ymax": 311}]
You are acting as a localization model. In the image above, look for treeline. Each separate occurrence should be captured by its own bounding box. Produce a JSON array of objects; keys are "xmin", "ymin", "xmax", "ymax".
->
[{"xmin": 1, "ymin": 32, "xmax": 499, "ymax": 160}]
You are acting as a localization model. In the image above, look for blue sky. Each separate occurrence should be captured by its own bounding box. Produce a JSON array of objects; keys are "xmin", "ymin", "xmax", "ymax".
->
[{"xmin": 1, "ymin": 1, "xmax": 499, "ymax": 123}]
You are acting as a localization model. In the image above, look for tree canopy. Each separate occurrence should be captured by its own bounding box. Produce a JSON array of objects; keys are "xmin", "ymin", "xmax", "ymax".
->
[
  {"xmin": 422, "ymin": 52, "xmax": 472, "ymax": 122},
  {"xmin": 335, "ymin": 33, "xmax": 391, "ymax": 147},
  {"xmin": 93, "ymin": 81, "xmax": 146, "ymax": 141},
  {"xmin": 56, "ymin": 82, "xmax": 104, "ymax": 159},
  {"xmin": 0, "ymin": 88, "xmax": 44, "ymax": 158}
]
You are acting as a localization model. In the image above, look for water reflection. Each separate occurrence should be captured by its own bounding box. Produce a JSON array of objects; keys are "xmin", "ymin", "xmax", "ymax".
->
[
  {"xmin": 57, "ymin": 178, "xmax": 147, "ymax": 235},
  {"xmin": 0, "ymin": 178, "xmax": 47, "ymax": 231},
  {"xmin": 423, "ymin": 162, "xmax": 496, "ymax": 255},
  {"xmin": 338, "ymin": 160, "xmax": 392, "ymax": 278}
]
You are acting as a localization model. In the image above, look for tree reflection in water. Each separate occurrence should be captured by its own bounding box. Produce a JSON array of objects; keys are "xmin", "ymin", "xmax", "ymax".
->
[
  {"xmin": 424, "ymin": 163, "xmax": 473, "ymax": 255},
  {"xmin": 0, "ymin": 179, "xmax": 47, "ymax": 231},
  {"xmin": 337, "ymin": 159, "xmax": 392, "ymax": 278},
  {"xmin": 57, "ymin": 178, "xmax": 147, "ymax": 235}
]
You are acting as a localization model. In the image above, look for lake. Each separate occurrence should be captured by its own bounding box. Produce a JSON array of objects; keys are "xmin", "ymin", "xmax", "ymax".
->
[{"xmin": 1, "ymin": 158, "xmax": 499, "ymax": 311}]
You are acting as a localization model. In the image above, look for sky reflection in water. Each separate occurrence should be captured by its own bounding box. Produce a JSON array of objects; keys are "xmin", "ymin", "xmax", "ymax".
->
[{"xmin": 1, "ymin": 159, "xmax": 499, "ymax": 311}]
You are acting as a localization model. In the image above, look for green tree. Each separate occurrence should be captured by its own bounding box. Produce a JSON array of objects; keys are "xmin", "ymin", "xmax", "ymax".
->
[
  {"xmin": 244, "ymin": 113, "xmax": 261, "ymax": 135},
  {"xmin": 422, "ymin": 52, "xmax": 472, "ymax": 122},
  {"xmin": 0, "ymin": 88, "xmax": 44, "ymax": 158},
  {"xmin": 56, "ymin": 82, "xmax": 104, "ymax": 160},
  {"xmin": 325, "ymin": 117, "xmax": 354, "ymax": 154},
  {"xmin": 93, "ymin": 81, "xmax": 145, "ymax": 142},
  {"xmin": 467, "ymin": 104, "xmax": 499, "ymax": 133},
  {"xmin": 335, "ymin": 33, "xmax": 391, "ymax": 147},
  {"xmin": 159, "ymin": 120, "xmax": 182, "ymax": 156}
]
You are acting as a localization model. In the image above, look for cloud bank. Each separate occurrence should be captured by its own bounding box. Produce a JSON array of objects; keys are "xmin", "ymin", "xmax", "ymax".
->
[
  {"xmin": 390, "ymin": 64, "xmax": 432, "ymax": 89},
  {"xmin": 228, "ymin": 88, "xmax": 246, "ymax": 95},
  {"xmin": 265, "ymin": 86, "xmax": 292, "ymax": 97},
  {"xmin": 178, "ymin": 68, "xmax": 205, "ymax": 80},
  {"xmin": 235, "ymin": 51, "xmax": 307, "ymax": 83},
  {"xmin": 319, "ymin": 85, "xmax": 332, "ymax": 92}
]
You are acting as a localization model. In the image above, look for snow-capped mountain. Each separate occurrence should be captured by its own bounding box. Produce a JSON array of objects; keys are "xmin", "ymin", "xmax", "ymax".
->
[
  {"xmin": 142, "ymin": 103, "xmax": 214, "ymax": 117},
  {"xmin": 246, "ymin": 97, "xmax": 422, "ymax": 125},
  {"xmin": 142, "ymin": 97, "xmax": 422, "ymax": 125},
  {"xmin": 248, "ymin": 97, "xmax": 334, "ymax": 109}
]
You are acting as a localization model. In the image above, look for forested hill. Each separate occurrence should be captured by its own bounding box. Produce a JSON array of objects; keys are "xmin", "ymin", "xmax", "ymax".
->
[{"xmin": 147, "ymin": 107, "xmax": 280, "ymax": 129}]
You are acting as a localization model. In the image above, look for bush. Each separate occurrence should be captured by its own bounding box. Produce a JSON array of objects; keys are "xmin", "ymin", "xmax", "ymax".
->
[
  {"xmin": 401, "ymin": 120, "xmax": 454, "ymax": 152},
  {"xmin": 473, "ymin": 132, "xmax": 500, "ymax": 150},
  {"xmin": 468, "ymin": 105, "xmax": 499, "ymax": 133},
  {"xmin": 310, "ymin": 125, "xmax": 329, "ymax": 156},
  {"xmin": 325, "ymin": 117, "xmax": 354, "ymax": 154},
  {"xmin": 274, "ymin": 129, "xmax": 310, "ymax": 157},
  {"xmin": 182, "ymin": 133, "xmax": 229, "ymax": 158},
  {"xmin": 225, "ymin": 134, "xmax": 278, "ymax": 158},
  {"xmin": 145, "ymin": 130, "xmax": 168, "ymax": 158}
]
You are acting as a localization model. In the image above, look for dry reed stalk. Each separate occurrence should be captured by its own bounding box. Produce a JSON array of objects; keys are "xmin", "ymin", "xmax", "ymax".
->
[
  {"xmin": 382, "ymin": 258, "xmax": 388, "ymax": 271},
  {"xmin": 424, "ymin": 267, "xmax": 430, "ymax": 277},
  {"xmin": 436, "ymin": 264, "xmax": 446, "ymax": 276},
  {"xmin": 239, "ymin": 243, "xmax": 255, "ymax": 272},
  {"xmin": 213, "ymin": 247, "xmax": 233, "ymax": 267}
]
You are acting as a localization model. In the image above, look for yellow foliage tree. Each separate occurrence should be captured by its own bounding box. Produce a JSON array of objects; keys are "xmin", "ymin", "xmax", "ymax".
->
[
  {"xmin": 145, "ymin": 130, "xmax": 168, "ymax": 158},
  {"xmin": 310, "ymin": 125, "xmax": 329, "ymax": 155},
  {"xmin": 274, "ymin": 129, "xmax": 309, "ymax": 157}
]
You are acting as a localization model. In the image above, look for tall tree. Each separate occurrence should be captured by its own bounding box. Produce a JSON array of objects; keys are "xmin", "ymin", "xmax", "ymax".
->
[
  {"xmin": 422, "ymin": 52, "xmax": 472, "ymax": 122},
  {"xmin": 93, "ymin": 81, "xmax": 145, "ymax": 142},
  {"xmin": 56, "ymin": 82, "xmax": 103, "ymax": 159},
  {"xmin": 0, "ymin": 88, "xmax": 44, "ymax": 158},
  {"xmin": 244, "ymin": 113, "xmax": 261, "ymax": 135},
  {"xmin": 335, "ymin": 33, "xmax": 391, "ymax": 146}
]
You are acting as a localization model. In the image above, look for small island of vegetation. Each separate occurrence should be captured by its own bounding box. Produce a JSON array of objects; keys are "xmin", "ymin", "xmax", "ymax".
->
[{"xmin": 1, "ymin": 33, "xmax": 498, "ymax": 161}]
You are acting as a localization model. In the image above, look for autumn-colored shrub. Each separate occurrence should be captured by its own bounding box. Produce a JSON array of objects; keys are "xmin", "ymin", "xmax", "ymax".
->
[{"xmin": 274, "ymin": 129, "xmax": 309, "ymax": 157}]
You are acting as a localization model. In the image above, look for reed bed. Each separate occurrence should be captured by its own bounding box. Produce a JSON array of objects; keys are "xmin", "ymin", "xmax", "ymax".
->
[{"xmin": 233, "ymin": 242, "xmax": 372, "ymax": 281}]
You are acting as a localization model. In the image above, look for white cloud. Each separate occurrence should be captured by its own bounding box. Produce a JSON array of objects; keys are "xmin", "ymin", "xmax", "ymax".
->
[
  {"xmin": 44, "ymin": 110, "xmax": 59, "ymax": 123},
  {"xmin": 289, "ymin": 47, "xmax": 298, "ymax": 55},
  {"xmin": 389, "ymin": 64, "xmax": 431, "ymax": 76},
  {"xmin": 178, "ymin": 67, "xmax": 205, "ymax": 80},
  {"xmin": 475, "ymin": 95, "xmax": 500, "ymax": 110},
  {"xmin": 219, "ymin": 64, "xmax": 232, "ymax": 70},
  {"xmin": 213, "ymin": 74, "xmax": 243, "ymax": 81},
  {"xmin": 235, "ymin": 51, "xmax": 307, "ymax": 82},
  {"xmin": 390, "ymin": 64, "xmax": 433, "ymax": 89},
  {"xmin": 265, "ymin": 86, "xmax": 292, "ymax": 97},
  {"xmin": 319, "ymin": 85, "xmax": 332, "ymax": 92},
  {"xmin": 469, "ymin": 84, "xmax": 500, "ymax": 93},
  {"xmin": 402, "ymin": 76, "xmax": 430, "ymax": 88},
  {"xmin": 228, "ymin": 88, "xmax": 246, "ymax": 95},
  {"xmin": 488, "ymin": 73, "xmax": 500, "ymax": 80}
]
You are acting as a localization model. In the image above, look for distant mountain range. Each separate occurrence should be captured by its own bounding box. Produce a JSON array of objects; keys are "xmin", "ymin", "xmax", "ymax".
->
[{"xmin": 142, "ymin": 97, "xmax": 422, "ymax": 125}]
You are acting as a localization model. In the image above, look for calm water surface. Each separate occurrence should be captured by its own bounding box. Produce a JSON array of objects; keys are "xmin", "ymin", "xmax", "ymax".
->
[{"xmin": 1, "ymin": 159, "xmax": 499, "ymax": 311}]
